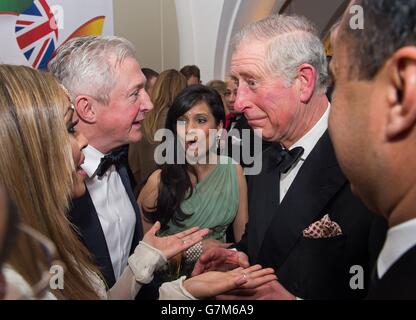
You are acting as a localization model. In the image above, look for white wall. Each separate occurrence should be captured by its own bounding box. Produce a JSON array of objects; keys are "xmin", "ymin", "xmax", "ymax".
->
[
  {"xmin": 113, "ymin": 0, "xmax": 180, "ymax": 72},
  {"xmin": 113, "ymin": 0, "xmax": 346, "ymax": 79}
]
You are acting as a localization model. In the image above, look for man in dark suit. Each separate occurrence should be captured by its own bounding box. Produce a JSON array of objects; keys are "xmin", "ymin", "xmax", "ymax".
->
[
  {"xmin": 48, "ymin": 36, "xmax": 154, "ymax": 292},
  {"xmin": 192, "ymin": 14, "xmax": 387, "ymax": 299},
  {"xmin": 329, "ymin": 0, "xmax": 416, "ymax": 299}
]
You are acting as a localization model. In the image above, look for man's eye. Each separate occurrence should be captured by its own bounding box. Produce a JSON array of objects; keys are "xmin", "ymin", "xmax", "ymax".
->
[{"xmin": 247, "ymin": 79, "xmax": 257, "ymax": 88}]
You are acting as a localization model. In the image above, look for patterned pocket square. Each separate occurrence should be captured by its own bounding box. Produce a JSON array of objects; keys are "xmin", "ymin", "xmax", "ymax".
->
[{"xmin": 303, "ymin": 214, "xmax": 342, "ymax": 239}]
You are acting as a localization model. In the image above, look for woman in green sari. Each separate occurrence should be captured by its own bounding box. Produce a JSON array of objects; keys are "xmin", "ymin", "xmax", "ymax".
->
[{"xmin": 138, "ymin": 85, "xmax": 248, "ymax": 280}]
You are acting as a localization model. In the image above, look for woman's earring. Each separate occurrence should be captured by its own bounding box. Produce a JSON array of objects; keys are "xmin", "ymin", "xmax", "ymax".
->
[
  {"xmin": 216, "ymin": 129, "xmax": 225, "ymax": 151},
  {"xmin": 216, "ymin": 134, "xmax": 221, "ymax": 150}
]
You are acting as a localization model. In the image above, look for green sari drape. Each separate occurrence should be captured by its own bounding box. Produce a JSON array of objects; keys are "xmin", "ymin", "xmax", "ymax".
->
[{"xmin": 159, "ymin": 156, "xmax": 239, "ymax": 242}]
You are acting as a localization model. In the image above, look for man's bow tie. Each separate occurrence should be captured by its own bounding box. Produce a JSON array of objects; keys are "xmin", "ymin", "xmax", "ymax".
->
[
  {"xmin": 96, "ymin": 146, "xmax": 128, "ymax": 177},
  {"xmin": 278, "ymin": 146, "xmax": 304, "ymax": 174}
]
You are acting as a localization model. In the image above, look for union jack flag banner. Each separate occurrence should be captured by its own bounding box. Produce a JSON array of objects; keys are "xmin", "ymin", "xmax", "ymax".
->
[{"xmin": 0, "ymin": 0, "xmax": 113, "ymax": 69}]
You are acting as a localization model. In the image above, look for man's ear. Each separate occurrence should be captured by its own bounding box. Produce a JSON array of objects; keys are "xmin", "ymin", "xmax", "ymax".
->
[
  {"xmin": 297, "ymin": 64, "xmax": 317, "ymax": 103},
  {"xmin": 386, "ymin": 47, "xmax": 416, "ymax": 140},
  {"xmin": 74, "ymin": 95, "xmax": 97, "ymax": 123}
]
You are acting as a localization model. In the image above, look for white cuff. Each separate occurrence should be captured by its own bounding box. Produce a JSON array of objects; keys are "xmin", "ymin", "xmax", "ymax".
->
[
  {"xmin": 159, "ymin": 276, "xmax": 197, "ymax": 300},
  {"xmin": 128, "ymin": 241, "xmax": 167, "ymax": 284}
]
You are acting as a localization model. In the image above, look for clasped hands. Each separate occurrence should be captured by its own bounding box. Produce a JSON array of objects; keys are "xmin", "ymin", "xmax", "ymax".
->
[
  {"xmin": 141, "ymin": 222, "xmax": 281, "ymax": 299},
  {"xmin": 191, "ymin": 247, "xmax": 296, "ymax": 300}
]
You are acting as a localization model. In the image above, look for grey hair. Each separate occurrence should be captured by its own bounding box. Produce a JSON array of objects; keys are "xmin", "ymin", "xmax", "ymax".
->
[
  {"xmin": 233, "ymin": 15, "xmax": 328, "ymax": 91},
  {"xmin": 48, "ymin": 35, "xmax": 137, "ymax": 104}
]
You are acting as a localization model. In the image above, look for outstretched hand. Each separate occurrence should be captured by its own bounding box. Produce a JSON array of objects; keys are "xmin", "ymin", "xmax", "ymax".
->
[
  {"xmin": 183, "ymin": 264, "xmax": 277, "ymax": 299},
  {"xmin": 192, "ymin": 247, "xmax": 249, "ymax": 276},
  {"xmin": 143, "ymin": 221, "xmax": 209, "ymax": 259}
]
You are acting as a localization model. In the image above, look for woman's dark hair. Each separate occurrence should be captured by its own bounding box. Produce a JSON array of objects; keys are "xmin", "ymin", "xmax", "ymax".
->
[{"xmin": 143, "ymin": 85, "xmax": 225, "ymax": 231}]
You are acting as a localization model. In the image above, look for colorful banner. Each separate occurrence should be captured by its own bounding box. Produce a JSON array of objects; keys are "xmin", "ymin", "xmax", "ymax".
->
[{"xmin": 0, "ymin": 0, "xmax": 113, "ymax": 69}]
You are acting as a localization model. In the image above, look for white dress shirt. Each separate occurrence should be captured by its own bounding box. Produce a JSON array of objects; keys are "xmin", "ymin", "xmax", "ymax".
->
[
  {"xmin": 377, "ymin": 218, "xmax": 416, "ymax": 279},
  {"xmin": 82, "ymin": 145, "xmax": 136, "ymax": 280},
  {"xmin": 279, "ymin": 104, "xmax": 330, "ymax": 203}
]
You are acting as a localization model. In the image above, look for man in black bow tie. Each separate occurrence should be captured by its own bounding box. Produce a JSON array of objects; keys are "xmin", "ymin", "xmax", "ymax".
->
[
  {"xmin": 192, "ymin": 14, "xmax": 387, "ymax": 300},
  {"xmin": 49, "ymin": 36, "xmax": 154, "ymax": 294},
  {"xmin": 329, "ymin": 0, "xmax": 416, "ymax": 299}
]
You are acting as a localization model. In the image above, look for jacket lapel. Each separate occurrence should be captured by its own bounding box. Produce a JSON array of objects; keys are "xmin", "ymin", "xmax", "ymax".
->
[
  {"xmin": 259, "ymin": 131, "xmax": 348, "ymax": 267},
  {"xmin": 246, "ymin": 143, "xmax": 282, "ymax": 258},
  {"xmin": 69, "ymin": 190, "xmax": 116, "ymax": 287}
]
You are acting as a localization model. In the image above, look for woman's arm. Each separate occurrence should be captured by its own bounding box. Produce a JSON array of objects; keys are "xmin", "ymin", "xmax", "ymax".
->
[
  {"xmin": 159, "ymin": 264, "xmax": 277, "ymax": 300},
  {"xmin": 107, "ymin": 222, "xmax": 210, "ymax": 300},
  {"xmin": 137, "ymin": 169, "xmax": 161, "ymax": 234},
  {"xmin": 233, "ymin": 165, "xmax": 248, "ymax": 242}
]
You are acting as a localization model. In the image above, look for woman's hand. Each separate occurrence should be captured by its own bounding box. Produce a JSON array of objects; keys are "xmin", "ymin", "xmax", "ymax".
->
[
  {"xmin": 201, "ymin": 238, "xmax": 232, "ymax": 253},
  {"xmin": 183, "ymin": 264, "xmax": 277, "ymax": 299},
  {"xmin": 143, "ymin": 221, "xmax": 210, "ymax": 259}
]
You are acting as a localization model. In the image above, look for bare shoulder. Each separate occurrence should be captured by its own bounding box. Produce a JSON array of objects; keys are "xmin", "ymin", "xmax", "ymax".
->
[
  {"xmin": 138, "ymin": 169, "xmax": 161, "ymax": 209},
  {"xmin": 147, "ymin": 169, "xmax": 162, "ymax": 187}
]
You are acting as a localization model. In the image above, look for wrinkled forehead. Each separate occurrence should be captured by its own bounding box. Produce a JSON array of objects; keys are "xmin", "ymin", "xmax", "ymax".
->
[
  {"xmin": 232, "ymin": 37, "xmax": 267, "ymax": 59},
  {"xmin": 115, "ymin": 57, "xmax": 145, "ymax": 85}
]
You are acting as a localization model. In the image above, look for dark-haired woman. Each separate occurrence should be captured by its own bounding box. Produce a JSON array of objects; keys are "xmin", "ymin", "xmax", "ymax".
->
[{"xmin": 138, "ymin": 85, "xmax": 248, "ymax": 279}]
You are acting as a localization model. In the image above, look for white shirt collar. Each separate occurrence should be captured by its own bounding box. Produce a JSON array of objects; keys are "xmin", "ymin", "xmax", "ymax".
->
[
  {"xmin": 289, "ymin": 103, "xmax": 330, "ymax": 160},
  {"xmin": 81, "ymin": 145, "xmax": 105, "ymax": 178},
  {"xmin": 377, "ymin": 218, "xmax": 416, "ymax": 279}
]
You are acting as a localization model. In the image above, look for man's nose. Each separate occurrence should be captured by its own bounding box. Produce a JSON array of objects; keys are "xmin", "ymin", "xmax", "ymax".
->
[
  {"xmin": 234, "ymin": 87, "xmax": 246, "ymax": 112},
  {"xmin": 185, "ymin": 121, "xmax": 197, "ymax": 134},
  {"xmin": 141, "ymin": 91, "xmax": 153, "ymax": 112}
]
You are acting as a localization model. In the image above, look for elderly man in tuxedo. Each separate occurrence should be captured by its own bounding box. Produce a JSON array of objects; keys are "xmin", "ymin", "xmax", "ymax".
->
[
  {"xmin": 329, "ymin": 0, "xmax": 416, "ymax": 299},
  {"xmin": 192, "ymin": 14, "xmax": 387, "ymax": 299},
  {"xmin": 49, "ymin": 36, "xmax": 153, "ymax": 291}
]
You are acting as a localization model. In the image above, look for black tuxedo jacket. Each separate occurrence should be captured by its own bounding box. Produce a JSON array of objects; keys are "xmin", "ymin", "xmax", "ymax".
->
[
  {"xmin": 68, "ymin": 163, "xmax": 143, "ymax": 288},
  {"xmin": 235, "ymin": 131, "xmax": 387, "ymax": 299},
  {"xmin": 367, "ymin": 245, "xmax": 416, "ymax": 299}
]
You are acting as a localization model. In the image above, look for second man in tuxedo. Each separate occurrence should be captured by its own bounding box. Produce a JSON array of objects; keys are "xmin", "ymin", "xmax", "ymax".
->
[
  {"xmin": 193, "ymin": 14, "xmax": 387, "ymax": 299},
  {"xmin": 329, "ymin": 0, "xmax": 416, "ymax": 299},
  {"xmin": 48, "ymin": 36, "xmax": 153, "ymax": 290}
]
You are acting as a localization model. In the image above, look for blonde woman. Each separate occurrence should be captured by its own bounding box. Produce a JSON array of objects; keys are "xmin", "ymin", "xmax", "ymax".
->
[
  {"xmin": 0, "ymin": 65, "xmax": 276, "ymax": 299},
  {"xmin": 129, "ymin": 69, "xmax": 187, "ymax": 184}
]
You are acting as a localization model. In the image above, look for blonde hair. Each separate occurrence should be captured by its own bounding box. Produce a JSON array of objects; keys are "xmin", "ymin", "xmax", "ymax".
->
[
  {"xmin": 143, "ymin": 69, "xmax": 187, "ymax": 143},
  {"xmin": 0, "ymin": 64, "xmax": 100, "ymax": 299}
]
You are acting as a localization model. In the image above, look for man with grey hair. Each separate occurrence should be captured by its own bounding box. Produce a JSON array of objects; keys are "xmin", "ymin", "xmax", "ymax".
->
[
  {"xmin": 49, "ymin": 36, "xmax": 153, "ymax": 291},
  {"xmin": 192, "ymin": 14, "xmax": 386, "ymax": 299}
]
